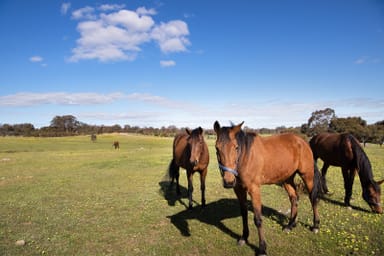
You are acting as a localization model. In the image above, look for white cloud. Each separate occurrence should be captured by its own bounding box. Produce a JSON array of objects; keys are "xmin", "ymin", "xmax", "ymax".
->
[
  {"xmin": 71, "ymin": 6, "xmax": 96, "ymax": 20},
  {"xmin": 151, "ymin": 20, "xmax": 190, "ymax": 53},
  {"xmin": 29, "ymin": 56, "xmax": 43, "ymax": 62},
  {"xmin": 61, "ymin": 2, "xmax": 71, "ymax": 15},
  {"xmin": 68, "ymin": 5, "xmax": 190, "ymax": 62},
  {"xmin": 160, "ymin": 60, "xmax": 176, "ymax": 67},
  {"xmin": 101, "ymin": 9, "xmax": 155, "ymax": 31},
  {"xmin": 136, "ymin": 7, "xmax": 157, "ymax": 16},
  {"xmin": 98, "ymin": 4, "xmax": 125, "ymax": 12}
]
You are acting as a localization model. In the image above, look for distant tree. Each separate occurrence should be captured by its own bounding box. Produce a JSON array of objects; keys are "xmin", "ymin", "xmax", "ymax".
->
[
  {"xmin": 306, "ymin": 108, "xmax": 336, "ymax": 136},
  {"xmin": 50, "ymin": 115, "xmax": 80, "ymax": 135},
  {"xmin": 329, "ymin": 117, "xmax": 368, "ymax": 141}
]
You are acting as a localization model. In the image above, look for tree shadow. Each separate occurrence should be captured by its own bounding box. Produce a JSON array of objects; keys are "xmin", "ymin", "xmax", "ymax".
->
[{"xmin": 166, "ymin": 198, "xmax": 290, "ymax": 253}]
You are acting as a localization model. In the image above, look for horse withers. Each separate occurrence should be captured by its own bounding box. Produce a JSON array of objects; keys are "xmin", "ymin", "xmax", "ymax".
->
[
  {"xmin": 310, "ymin": 132, "xmax": 383, "ymax": 213},
  {"xmin": 214, "ymin": 121, "xmax": 322, "ymax": 255},
  {"xmin": 168, "ymin": 127, "xmax": 209, "ymax": 209}
]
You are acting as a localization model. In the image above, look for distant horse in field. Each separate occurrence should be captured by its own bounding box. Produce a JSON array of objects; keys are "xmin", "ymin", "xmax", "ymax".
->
[
  {"xmin": 91, "ymin": 134, "xmax": 97, "ymax": 142},
  {"xmin": 168, "ymin": 127, "xmax": 209, "ymax": 209},
  {"xmin": 214, "ymin": 121, "xmax": 322, "ymax": 255},
  {"xmin": 310, "ymin": 132, "xmax": 383, "ymax": 213},
  {"xmin": 113, "ymin": 141, "xmax": 120, "ymax": 149}
]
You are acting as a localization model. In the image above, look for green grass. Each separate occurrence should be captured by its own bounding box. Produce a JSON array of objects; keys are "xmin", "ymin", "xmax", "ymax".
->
[{"xmin": 1, "ymin": 135, "xmax": 383, "ymax": 255}]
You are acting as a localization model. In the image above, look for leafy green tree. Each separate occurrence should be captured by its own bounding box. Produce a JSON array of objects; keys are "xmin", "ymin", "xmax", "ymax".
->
[
  {"xmin": 306, "ymin": 108, "xmax": 336, "ymax": 136},
  {"xmin": 329, "ymin": 117, "xmax": 368, "ymax": 140},
  {"xmin": 50, "ymin": 115, "xmax": 80, "ymax": 135}
]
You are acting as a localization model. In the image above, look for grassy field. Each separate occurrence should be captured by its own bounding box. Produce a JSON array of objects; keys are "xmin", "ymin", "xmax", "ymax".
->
[{"xmin": 1, "ymin": 134, "xmax": 383, "ymax": 255}]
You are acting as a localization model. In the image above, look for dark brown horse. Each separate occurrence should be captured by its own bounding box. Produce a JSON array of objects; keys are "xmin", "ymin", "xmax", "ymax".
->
[
  {"xmin": 214, "ymin": 121, "xmax": 322, "ymax": 255},
  {"xmin": 112, "ymin": 141, "xmax": 120, "ymax": 149},
  {"xmin": 168, "ymin": 127, "xmax": 209, "ymax": 209},
  {"xmin": 309, "ymin": 132, "xmax": 383, "ymax": 213}
]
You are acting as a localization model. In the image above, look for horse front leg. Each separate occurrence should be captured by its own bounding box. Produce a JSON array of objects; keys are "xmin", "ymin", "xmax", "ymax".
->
[
  {"xmin": 249, "ymin": 187, "xmax": 267, "ymax": 256},
  {"xmin": 187, "ymin": 170, "xmax": 194, "ymax": 210},
  {"xmin": 200, "ymin": 169, "xmax": 207, "ymax": 208},
  {"xmin": 234, "ymin": 185, "xmax": 249, "ymax": 245}
]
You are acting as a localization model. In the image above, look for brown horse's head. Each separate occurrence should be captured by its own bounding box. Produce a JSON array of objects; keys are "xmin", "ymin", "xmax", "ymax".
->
[
  {"xmin": 364, "ymin": 179, "xmax": 384, "ymax": 214},
  {"xmin": 214, "ymin": 121, "xmax": 244, "ymax": 188},
  {"xmin": 186, "ymin": 127, "xmax": 204, "ymax": 169}
]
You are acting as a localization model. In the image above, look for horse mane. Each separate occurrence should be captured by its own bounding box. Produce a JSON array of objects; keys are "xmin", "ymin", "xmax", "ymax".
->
[
  {"xmin": 234, "ymin": 127, "xmax": 256, "ymax": 156},
  {"xmin": 346, "ymin": 134, "xmax": 375, "ymax": 185}
]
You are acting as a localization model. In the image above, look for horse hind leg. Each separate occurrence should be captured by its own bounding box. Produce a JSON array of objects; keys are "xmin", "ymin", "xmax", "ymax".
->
[
  {"xmin": 302, "ymin": 165, "xmax": 321, "ymax": 233},
  {"xmin": 283, "ymin": 178, "xmax": 298, "ymax": 232},
  {"xmin": 321, "ymin": 162, "xmax": 330, "ymax": 194},
  {"xmin": 342, "ymin": 167, "xmax": 355, "ymax": 207}
]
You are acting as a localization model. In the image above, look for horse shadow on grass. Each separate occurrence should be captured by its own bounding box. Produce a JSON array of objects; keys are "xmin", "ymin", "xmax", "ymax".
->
[
  {"xmin": 158, "ymin": 180, "xmax": 199, "ymax": 209},
  {"xmin": 159, "ymin": 181, "xmax": 289, "ymax": 253},
  {"xmin": 320, "ymin": 194, "xmax": 371, "ymax": 213}
]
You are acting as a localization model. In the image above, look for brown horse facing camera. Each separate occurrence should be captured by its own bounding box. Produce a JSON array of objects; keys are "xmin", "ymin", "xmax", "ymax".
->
[
  {"xmin": 310, "ymin": 132, "xmax": 383, "ymax": 214},
  {"xmin": 214, "ymin": 121, "xmax": 322, "ymax": 256},
  {"xmin": 168, "ymin": 127, "xmax": 209, "ymax": 209}
]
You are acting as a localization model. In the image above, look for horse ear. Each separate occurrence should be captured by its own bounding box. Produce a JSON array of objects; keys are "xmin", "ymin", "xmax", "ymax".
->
[
  {"xmin": 214, "ymin": 121, "xmax": 220, "ymax": 134},
  {"xmin": 186, "ymin": 128, "xmax": 191, "ymax": 135},
  {"xmin": 377, "ymin": 179, "xmax": 384, "ymax": 186},
  {"xmin": 198, "ymin": 127, "xmax": 203, "ymax": 134},
  {"xmin": 232, "ymin": 121, "xmax": 244, "ymax": 134}
]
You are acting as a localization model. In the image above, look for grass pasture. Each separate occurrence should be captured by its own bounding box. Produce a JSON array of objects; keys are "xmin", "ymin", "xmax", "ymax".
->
[{"xmin": 1, "ymin": 134, "xmax": 384, "ymax": 255}]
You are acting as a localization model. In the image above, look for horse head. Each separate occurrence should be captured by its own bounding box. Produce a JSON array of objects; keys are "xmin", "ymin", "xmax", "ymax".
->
[
  {"xmin": 364, "ymin": 179, "xmax": 384, "ymax": 214},
  {"xmin": 186, "ymin": 127, "xmax": 204, "ymax": 169},
  {"xmin": 214, "ymin": 121, "xmax": 244, "ymax": 188}
]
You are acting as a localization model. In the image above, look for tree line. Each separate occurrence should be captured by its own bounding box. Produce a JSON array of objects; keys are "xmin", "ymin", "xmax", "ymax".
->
[{"xmin": 1, "ymin": 109, "xmax": 383, "ymax": 144}]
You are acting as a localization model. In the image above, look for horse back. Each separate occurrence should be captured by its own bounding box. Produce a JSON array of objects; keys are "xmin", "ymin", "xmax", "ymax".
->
[
  {"xmin": 310, "ymin": 132, "xmax": 353, "ymax": 167},
  {"xmin": 253, "ymin": 133, "xmax": 313, "ymax": 183}
]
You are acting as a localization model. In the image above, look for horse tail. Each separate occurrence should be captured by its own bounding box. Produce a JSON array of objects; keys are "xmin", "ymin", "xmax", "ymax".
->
[
  {"xmin": 168, "ymin": 158, "xmax": 179, "ymax": 182},
  {"xmin": 347, "ymin": 134, "xmax": 374, "ymax": 181},
  {"xmin": 311, "ymin": 162, "xmax": 323, "ymax": 204}
]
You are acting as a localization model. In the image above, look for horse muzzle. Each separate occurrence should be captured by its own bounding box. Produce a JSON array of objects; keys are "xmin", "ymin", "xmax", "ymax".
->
[
  {"xmin": 223, "ymin": 178, "xmax": 236, "ymax": 189},
  {"xmin": 219, "ymin": 164, "xmax": 238, "ymax": 189},
  {"xmin": 190, "ymin": 159, "xmax": 199, "ymax": 169}
]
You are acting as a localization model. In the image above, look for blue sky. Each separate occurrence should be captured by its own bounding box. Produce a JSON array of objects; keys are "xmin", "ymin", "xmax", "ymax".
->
[{"xmin": 0, "ymin": 0, "xmax": 383, "ymax": 129}]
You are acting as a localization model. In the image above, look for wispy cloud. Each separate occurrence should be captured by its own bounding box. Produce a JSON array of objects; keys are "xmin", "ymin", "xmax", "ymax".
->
[
  {"xmin": 1, "ymin": 92, "xmax": 382, "ymax": 128},
  {"xmin": 0, "ymin": 92, "xmax": 125, "ymax": 106},
  {"xmin": 29, "ymin": 56, "xmax": 43, "ymax": 62},
  {"xmin": 354, "ymin": 56, "xmax": 381, "ymax": 65},
  {"xmin": 61, "ymin": 2, "xmax": 71, "ymax": 15},
  {"xmin": 160, "ymin": 60, "xmax": 176, "ymax": 67},
  {"xmin": 0, "ymin": 92, "xmax": 189, "ymax": 109},
  {"xmin": 68, "ymin": 5, "xmax": 190, "ymax": 62}
]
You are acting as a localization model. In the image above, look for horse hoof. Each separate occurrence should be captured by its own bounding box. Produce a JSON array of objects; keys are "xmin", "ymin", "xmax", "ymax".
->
[
  {"xmin": 311, "ymin": 227, "xmax": 319, "ymax": 234},
  {"xmin": 237, "ymin": 238, "xmax": 246, "ymax": 246},
  {"xmin": 283, "ymin": 227, "xmax": 292, "ymax": 233}
]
